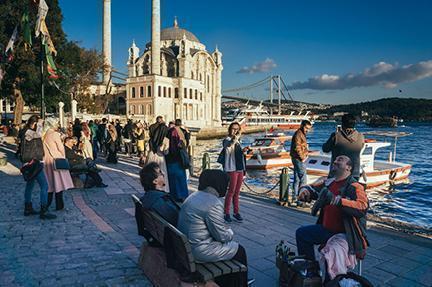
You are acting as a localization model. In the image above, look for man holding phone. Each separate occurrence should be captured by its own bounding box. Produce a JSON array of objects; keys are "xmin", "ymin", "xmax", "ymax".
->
[{"xmin": 290, "ymin": 120, "xmax": 312, "ymax": 204}]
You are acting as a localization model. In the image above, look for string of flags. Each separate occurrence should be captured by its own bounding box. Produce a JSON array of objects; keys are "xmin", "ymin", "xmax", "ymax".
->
[{"xmin": 1, "ymin": 0, "xmax": 59, "ymax": 84}]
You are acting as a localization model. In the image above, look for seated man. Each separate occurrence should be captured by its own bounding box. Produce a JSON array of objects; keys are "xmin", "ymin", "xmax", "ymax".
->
[
  {"xmin": 177, "ymin": 169, "xmax": 250, "ymax": 287},
  {"xmin": 138, "ymin": 162, "xmax": 180, "ymax": 228},
  {"xmin": 296, "ymin": 155, "xmax": 369, "ymax": 261},
  {"xmin": 64, "ymin": 136, "xmax": 107, "ymax": 188}
]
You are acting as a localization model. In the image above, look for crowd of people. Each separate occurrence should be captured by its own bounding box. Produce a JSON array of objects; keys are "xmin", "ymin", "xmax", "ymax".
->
[
  {"xmin": 15, "ymin": 111, "xmax": 369, "ymax": 285},
  {"xmin": 137, "ymin": 113, "xmax": 369, "ymax": 286}
]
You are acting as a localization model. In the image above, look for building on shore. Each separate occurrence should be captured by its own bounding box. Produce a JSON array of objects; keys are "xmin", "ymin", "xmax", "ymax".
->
[{"xmin": 125, "ymin": 0, "xmax": 222, "ymax": 128}]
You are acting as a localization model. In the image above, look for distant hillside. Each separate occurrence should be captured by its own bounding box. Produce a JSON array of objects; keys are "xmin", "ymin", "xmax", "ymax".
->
[{"xmin": 320, "ymin": 98, "xmax": 432, "ymax": 121}]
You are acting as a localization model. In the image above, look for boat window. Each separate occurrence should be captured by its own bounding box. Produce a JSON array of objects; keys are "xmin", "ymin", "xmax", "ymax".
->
[
  {"xmin": 308, "ymin": 159, "xmax": 317, "ymax": 164},
  {"xmin": 362, "ymin": 146, "xmax": 373, "ymax": 155},
  {"xmin": 252, "ymin": 139, "xmax": 272, "ymax": 146},
  {"xmin": 321, "ymin": 161, "xmax": 330, "ymax": 166}
]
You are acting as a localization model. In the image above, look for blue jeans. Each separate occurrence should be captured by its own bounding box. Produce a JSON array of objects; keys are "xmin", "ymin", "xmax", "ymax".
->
[
  {"xmin": 24, "ymin": 169, "xmax": 48, "ymax": 206},
  {"xmin": 292, "ymin": 158, "xmax": 307, "ymax": 199},
  {"xmin": 92, "ymin": 138, "xmax": 99, "ymax": 159},
  {"xmin": 296, "ymin": 224, "xmax": 336, "ymax": 260}
]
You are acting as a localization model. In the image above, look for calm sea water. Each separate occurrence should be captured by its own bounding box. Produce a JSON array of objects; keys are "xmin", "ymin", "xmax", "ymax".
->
[{"xmin": 194, "ymin": 122, "xmax": 432, "ymax": 230}]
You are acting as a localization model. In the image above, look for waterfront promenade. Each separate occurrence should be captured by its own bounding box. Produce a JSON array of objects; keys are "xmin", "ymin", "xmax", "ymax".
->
[{"xmin": 0, "ymin": 141, "xmax": 431, "ymax": 287}]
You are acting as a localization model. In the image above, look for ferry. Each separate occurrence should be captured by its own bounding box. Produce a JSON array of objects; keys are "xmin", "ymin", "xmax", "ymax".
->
[
  {"xmin": 223, "ymin": 105, "xmax": 314, "ymax": 130},
  {"xmin": 305, "ymin": 131, "xmax": 412, "ymax": 188}
]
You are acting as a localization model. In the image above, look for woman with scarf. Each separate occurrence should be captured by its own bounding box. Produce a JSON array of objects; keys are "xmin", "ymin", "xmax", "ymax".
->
[
  {"xmin": 166, "ymin": 119, "xmax": 190, "ymax": 202},
  {"xmin": 106, "ymin": 124, "xmax": 118, "ymax": 163},
  {"xmin": 177, "ymin": 169, "xmax": 250, "ymax": 287},
  {"xmin": 146, "ymin": 116, "xmax": 170, "ymax": 192}
]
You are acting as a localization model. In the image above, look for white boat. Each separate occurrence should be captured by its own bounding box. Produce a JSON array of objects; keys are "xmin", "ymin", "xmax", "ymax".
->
[
  {"xmin": 245, "ymin": 133, "xmax": 293, "ymax": 170},
  {"xmin": 305, "ymin": 131, "xmax": 412, "ymax": 188},
  {"xmin": 223, "ymin": 104, "xmax": 314, "ymax": 130}
]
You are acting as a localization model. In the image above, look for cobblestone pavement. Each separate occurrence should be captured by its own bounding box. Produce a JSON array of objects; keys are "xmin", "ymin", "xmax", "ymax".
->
[{"xmin": 1, "ymin": 141, "xmax": 432, "ymax": 287}]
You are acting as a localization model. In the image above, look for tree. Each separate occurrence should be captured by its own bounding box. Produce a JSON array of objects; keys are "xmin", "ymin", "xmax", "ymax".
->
[{"xmin": 0, "ymin": 0, "xmax": 104, "ymax": 121}]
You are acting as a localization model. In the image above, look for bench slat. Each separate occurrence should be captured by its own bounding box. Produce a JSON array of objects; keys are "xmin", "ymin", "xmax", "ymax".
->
[
  {"xmin": 212, "ymin": 261, "xmax": 233, "ymax": 274},
  {"xmin": 231, "ymin": 260, "xmax": 247, "ymax": 272},
  {"xmin": 196, "ymin": 264, "xmax": 214, "ymax": 282},
  {"xmin": 220, "ymin": 260, "xmax": 241, "ymax": 273},
  {"xmin": 200, "ymin": 262, "xmax": 223, "ymax": 277}
]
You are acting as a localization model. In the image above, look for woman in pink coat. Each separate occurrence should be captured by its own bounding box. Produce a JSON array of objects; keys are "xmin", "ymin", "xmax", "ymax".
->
[{"xmin": 43, "ymin": 118, "xmax": 74, "ymax": 210}]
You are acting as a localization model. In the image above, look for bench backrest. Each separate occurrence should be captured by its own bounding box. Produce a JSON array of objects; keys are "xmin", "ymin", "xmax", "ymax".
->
[{"xmin": 132, "ymin": 194, "xmax": 197, "ymax": 274}]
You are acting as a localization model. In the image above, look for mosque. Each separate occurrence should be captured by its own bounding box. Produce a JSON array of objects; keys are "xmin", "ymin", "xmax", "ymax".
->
[{"xmin": 125, "ymin": 0, "xmax": 223, "ymax": 128}]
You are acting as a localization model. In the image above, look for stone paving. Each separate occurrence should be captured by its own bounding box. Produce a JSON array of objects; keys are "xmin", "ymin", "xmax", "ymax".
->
[{"xmin": 1, "ymin": 141, "xmax": 432, "ymax": 287}]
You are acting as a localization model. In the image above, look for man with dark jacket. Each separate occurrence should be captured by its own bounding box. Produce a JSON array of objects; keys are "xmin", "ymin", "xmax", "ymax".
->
[
  {"xmin": 296, "ymin": 155, "xmax": 369, "ymax": 260},
  {"xmin": 290, "ymin": 120, "xmax": 312, "ymax": 201},
  {"xmin": 97, "ymin": 118, "xmax": 108, "ymax": 156},
  {"xmin": 123, "ymin": 119, "xmax": 135, "ymax": 156},
  {"xmin": 64, "ymin": 137, "xmax": 107, "ymax": 188},
  {"xmin": 322, "ymin": 114, "xmax": 364, "ymax": 179},
  {"xmin": 136, "ymin": 162, "xmax": 180, "ymax": 244}
]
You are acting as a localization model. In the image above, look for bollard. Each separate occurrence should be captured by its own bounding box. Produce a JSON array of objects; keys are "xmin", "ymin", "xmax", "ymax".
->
[
  {"xmin": 202, "ymin": 152, "xmax": 210, "ymax": 171},
  {"xmin": 279, "ymin": 167, "xmax": 289, "ymax": 205}
]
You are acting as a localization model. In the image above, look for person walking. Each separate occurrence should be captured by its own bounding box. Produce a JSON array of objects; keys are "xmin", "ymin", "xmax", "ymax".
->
[
  {"xmin": 97, "ymin": 118, "xmax": 108, "ymax": 156},
  {"xmin": 114, "ymin": 119, "xmax": 123, "ymax": 153},
  {"xmin": 166, "ymin": 119, "xmax": 190, "ymax": 202},
  {"xmin": 322, "ymin": 114, "xmax": 364, "ymax": 180},
  {"xmin": 89, "ymin": 120, "xmax": 99, "ymax": 159},
  {"xmin": 146, "ymin": 116, "xmax": 170, "ymax": 193},
  {"xmin": 80, "ymin": 122, "xmax": 94, "ymax": 160},
  {"xmin": 20, "ymin": 115, "xmax": 56, "ymax": 219},
  {"xmin": 106, "ymin": 124, "xmax": 118, "ymax": 164},
  {"xmin": 290, "ymin": 120, "xmax": 312, "ymax": 203},
  {"xmin": 123, "ymin": 119, "xmax": 134, "ymax": 157},
  {"xmin": 43, "ymin": 118, "xmax": 74, "ymax": 211},
  {"xmin": 218, "ymin": 122, "xmax": 246, "ymax": 223}
]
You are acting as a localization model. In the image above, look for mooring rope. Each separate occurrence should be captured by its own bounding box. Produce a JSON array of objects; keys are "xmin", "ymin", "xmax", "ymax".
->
[{"xmin": 242, "ymin": 179, "xmax": 281, "ymax": 195}]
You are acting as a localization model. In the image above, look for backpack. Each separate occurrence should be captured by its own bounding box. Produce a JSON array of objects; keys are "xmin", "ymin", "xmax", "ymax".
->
[{"xmin": 20, "ymin": 129, "xmax": 44, "ymax": 163}]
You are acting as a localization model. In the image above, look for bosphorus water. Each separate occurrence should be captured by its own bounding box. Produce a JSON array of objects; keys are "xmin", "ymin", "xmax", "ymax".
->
[{"xmin": 194, "ymin": 122, "xmax": 432, "ymax": 232}]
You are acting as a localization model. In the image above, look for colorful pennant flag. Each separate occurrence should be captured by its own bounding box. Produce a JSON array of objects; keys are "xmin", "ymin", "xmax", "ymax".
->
[
  {"xmin": 40, "ymin": 20, "xmax": 57, "ymax": 56},
  {"xmin": 5, "ymin": 25, "xmax": 18, "ymax": 57},
  {"xmin": 21, "ymin": 8, "xmax": 32, "ymax": 50},
  {"xmin": 35, "ymin": 0, "xmax": 49, "ymax": 37},
  {"xmin": 43, "ymin": 39, "xmax": 59, "ymax": 79}
]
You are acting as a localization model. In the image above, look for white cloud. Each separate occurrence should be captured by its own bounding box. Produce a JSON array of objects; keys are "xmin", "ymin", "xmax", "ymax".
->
[
  {"xmin": 287, "ymin": 60, "xmax": 432, "ymax": 90},
  {"xmin": 237, "ymin": 58, "xmax": 277, "ymax": 74}
]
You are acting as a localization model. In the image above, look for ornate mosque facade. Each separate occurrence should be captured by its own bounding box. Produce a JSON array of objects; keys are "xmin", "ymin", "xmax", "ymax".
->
[{"xmin": 125, "ymin": 0, "xmax": 223, "ymax": 129}]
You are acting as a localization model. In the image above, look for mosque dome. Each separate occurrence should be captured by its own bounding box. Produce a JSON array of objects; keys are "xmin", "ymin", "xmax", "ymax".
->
[{"xmin": 160, "ymin": 18, "xmax": 200, "ymax": 43}]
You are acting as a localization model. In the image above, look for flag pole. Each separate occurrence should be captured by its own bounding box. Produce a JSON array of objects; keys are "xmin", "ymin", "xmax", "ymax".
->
[{"xmin": 40, "ymin": 37, "xmax": 45, "ymax": 119}]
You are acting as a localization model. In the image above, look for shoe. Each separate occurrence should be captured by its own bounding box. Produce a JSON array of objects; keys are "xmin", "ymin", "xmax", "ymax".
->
[
  {"xmin": 40, "ymin": 205, "xmax": 57, "ymax": 220},
  {"xmin": 24, "ymin": 203, "xmax": 39, "ymax": 216},
  {"xmin": 233, "ymin": 213, "xmax": 244, "ymax": 222},
  {"xmin": 247, "ymin": 278, "xmax": 256, "ymax": 286},
  {"xmin": 96, "ymin": 183, "xmax": 108, "ymax": 188},
  {"xmin": 224, "ymin": 214, "xmax": 232, "ymax": 223}
]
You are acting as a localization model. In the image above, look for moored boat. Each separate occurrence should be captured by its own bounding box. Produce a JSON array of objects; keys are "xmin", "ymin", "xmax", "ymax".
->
[{"xmin": 305, "ymin": 131, "xmax": 412, "ymax": 188}]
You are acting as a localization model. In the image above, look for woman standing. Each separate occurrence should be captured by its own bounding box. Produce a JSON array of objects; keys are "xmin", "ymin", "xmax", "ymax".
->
[
  {"xmin": 135, "ymin": 123, "xmax": 146, "ymax": 157},
  {"xmin": 43, "ymin": 118, "xmax": 74, "ymax": 210},
  {"xmin": 20, "ymin": 115, "xmax": 56, "ymax": 219},
  {"xmin": 146, "ymin": 117, "xmax": 170, "ymax": 193},
  {"xmin": 219, "ymin": 122, "xmax": 246, "ymax": 223},
  {"xmin": 80, "ymin": 122, "xmax": 93, "ymax": 160},
  {"xmin": 106, "ymin": 124, "xmax": 118, "ymax": 163}
]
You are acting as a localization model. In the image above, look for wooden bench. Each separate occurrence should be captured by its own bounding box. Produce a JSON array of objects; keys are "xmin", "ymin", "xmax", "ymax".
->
[
  {"xmin": 132, "ymin": 194, "xmax": 247, "ymax": 287},
  {"xmin": 70, "ymin": 170, "xmax": 89, "ymax": 188}
]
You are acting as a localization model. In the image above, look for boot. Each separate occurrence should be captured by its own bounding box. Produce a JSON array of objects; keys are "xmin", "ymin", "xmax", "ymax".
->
[
  {"xmin": 24, "ymin": 203, "xmax": 39, "ymax": 216},
  {"xmin": 39, "ymin": 205, "xmax": 57, "ymax": 220},
  {"xmin": 47, "ymin": 192, "xmax": 54, "ymax": 208},
  {"xmin": 55, "ymin": 191, "xmax": 64, "ymax": 211}
]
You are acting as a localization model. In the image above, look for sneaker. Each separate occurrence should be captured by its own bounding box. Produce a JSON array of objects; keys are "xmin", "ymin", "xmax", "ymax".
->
[
  {"xmin": 247, "ymin": 278, "xmax": 256, "ymax": 286},
  {"xmin": 224, "ymin": 214, "xmax": 232, "ymax": 223},
  {"xmin": 233, "ymin": 213, "xmax": 244, "ymax": 222},
  {"xmin": 96, "ymin": 183, "xmax": 108, "ymax": 188}
]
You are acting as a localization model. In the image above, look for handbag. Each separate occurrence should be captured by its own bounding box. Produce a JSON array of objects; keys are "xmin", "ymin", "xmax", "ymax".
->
[
  {"xmin": 54, "ymin": 158, "xmax": 70, "ymax": 170},
  {"xmin": 179, "ymin": 148, "xmax": 190, "ymax": 169},
  {"xmin": 20, "ymin": 159, "xmax": 43, "ymax": 181}
]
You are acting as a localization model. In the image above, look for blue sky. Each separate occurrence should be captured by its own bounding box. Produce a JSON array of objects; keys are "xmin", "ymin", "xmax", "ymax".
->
[{"xmin": 59, "ymin": 0, "xmax": 432, "ymax": 104}]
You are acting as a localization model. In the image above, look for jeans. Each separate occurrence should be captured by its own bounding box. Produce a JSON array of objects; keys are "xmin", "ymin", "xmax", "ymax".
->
[
  {"xmin": 24, "ymin": 169, "xmax": 48, "ymax": 206},
  {"xmin": 92, "ymin": 139, "xmax": 99, "ymax": 159},
  {"xmin": 292, "ymin": 157, "xmax": 307, "ymax": 200},
  {"xmin": 296, "ymin": 224, "xmax": 337, "ymax": 260},
  {"xmin": 224, "ymin": 171, "xmax": 244, "ymax": 215}
]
